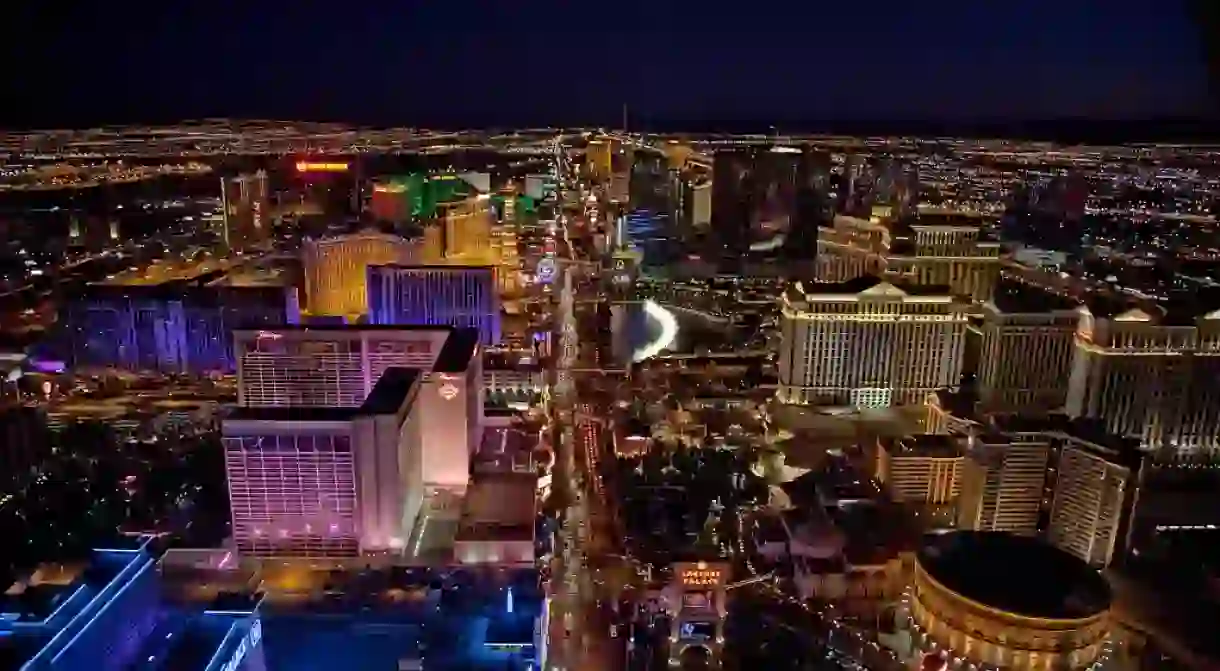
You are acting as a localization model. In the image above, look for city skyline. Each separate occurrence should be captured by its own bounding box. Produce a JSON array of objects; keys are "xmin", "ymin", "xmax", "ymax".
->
[{"xmin": 2, "ymin": 119, "xmax": 1220, "ymax": 669}]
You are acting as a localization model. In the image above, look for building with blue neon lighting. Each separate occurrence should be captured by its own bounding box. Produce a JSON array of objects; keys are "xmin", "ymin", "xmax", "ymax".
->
[
  {"xmin": 2, "ymin": 538, "xmax": 542, "ymax": 671},
  {"xmin": 366, "ymin": 265, "xmax": 501, "ymax": 345},
  {"xmin": 0, "ymin": 538, "xmax": 161, "ymax": 671},
  {"xmin": 57, "ymin": 283, "xmax": 295, "ymax": 375},
  {"xmin": 0, "ymin": 540, "xmax": 267, "ymax": 671}
]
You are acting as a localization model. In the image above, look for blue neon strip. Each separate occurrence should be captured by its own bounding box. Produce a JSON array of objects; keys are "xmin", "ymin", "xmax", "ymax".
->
[
  {"xmin": 6, "ymin": 583, "xmax": 87, "ymax": 630},
  {"xmin": 22, "ymin": 553, "xmax": 152, "ymax": 668},
  {"xmin": 200, "ymin": 620, "xmax": 244, "ymax": 671},
  {"xmin": 48, "ymin": 556, "xmax": 155, "ymax": 665}
]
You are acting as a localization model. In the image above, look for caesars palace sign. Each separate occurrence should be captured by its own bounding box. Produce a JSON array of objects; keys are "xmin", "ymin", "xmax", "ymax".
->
[{"xmin": 678, "ymin": 561, "xmax": 726, "ymax": 589}]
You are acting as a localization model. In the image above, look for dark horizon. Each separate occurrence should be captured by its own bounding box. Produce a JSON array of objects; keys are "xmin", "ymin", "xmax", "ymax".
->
[{"xmin": 5, "ymin": 1, "xmax": 1217, "ymax": 137}]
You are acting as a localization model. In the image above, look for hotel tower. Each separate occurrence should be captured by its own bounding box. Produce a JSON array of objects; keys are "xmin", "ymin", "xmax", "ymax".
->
[{"xmin": 777, "ymin": 276, "xmax": 969, "ymax": 407}]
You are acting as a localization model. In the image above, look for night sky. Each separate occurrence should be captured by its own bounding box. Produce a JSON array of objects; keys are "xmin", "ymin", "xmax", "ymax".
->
[{"xmin": 3, "ymin": 0, "xmax": 1214, "ymax": 129}]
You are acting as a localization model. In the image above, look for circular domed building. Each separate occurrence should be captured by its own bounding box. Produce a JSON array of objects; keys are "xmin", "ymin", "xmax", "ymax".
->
[{"xmin": 908, "ymin": 532, "xmax": 1111, "ymax": 670}]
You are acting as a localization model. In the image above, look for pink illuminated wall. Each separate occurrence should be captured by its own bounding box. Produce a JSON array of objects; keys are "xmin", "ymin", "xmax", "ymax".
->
[{"xmin": 224, "ymin": 431, "xmax": 360, "ymax": 558}]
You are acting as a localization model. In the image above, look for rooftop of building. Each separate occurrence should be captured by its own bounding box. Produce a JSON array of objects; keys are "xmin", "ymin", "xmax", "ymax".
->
[
  {"xmin": 0, "ymin": 547, "xmax": 139, "ymax": 626},
  {"xmin": 94, "ymin": 258, "xmax": 233, "ymax": 287},
  {"xmin": 205, "ymin": 265, "xmax": 291, "ymax": 288},
  {"xmin": 1082, "ymin": 288, "xmax": 1220, "ymax": 326},
  {"xmin": 227, "ymin": 368, "xmax": 421, "ymax": 424},
  {"xmin": 473, "ymin": 426, "xmax": 537, "ymax": 475},
  {"xmin": 987, "ymin": 413, "xmax": 1143, "ymax": 467},
  {"xmin": 134, "ymin": 608, "xmax": 259, "ymax": 671},
  {"xmin": 755, "ymin": 514, "xmax": 790, "ymax": 546},
  {"xmin": 360, "ymin": 367, "xmax": 423, "ymax": 414},
  {"xmin": 779, "ymin": 462, "xmax": 881, "ymax": 509},
  {"xmin": 930, "ymin": 387, "xmax": 980, "ymax": 422},
  {"xmin": 433, "ymin": 328, "xmax": 480, "ymax": 373},
  {"xmin": 0, "ymin": 539, "xmax": 155, "ymax": 670},
  {"xmin": 910, "ymin": 208, "xmax": 998, "ymax": 225},
  {"xmin": 987, "ymin": 278, "xmax": 1080, "ymax": 315},
  {"xmin": 1161, "ymin": 287, "xmax": 1220, "ymax": 325},
  {"xmin": 77, "ymin": 279, "xmax": 287, "ymax": 305},
  {"xmin": 371, "ymin": 263, "xmax": 497, "ymax": 273},
  {"xmin": 304, "ymin": 229, "xmax": 414, "ymax": 246},
  {"xmin": 483, "ymin": 352, "xmax": 543, "ymax": 372},
  {"xmin": 785, "ymin": 275, "xmax": 955, "ymax": 302},
  {"xmin": 457, "ymin": 473, "xmax": 536, "ymax": 542},
  {"xmin": 780, "ymin": 505, "xmax": 844, "ymax": 550},
  {"xmin": 918, "ymin": 531, "xmax": 1111, "ymax": 620},
  {"xmin": 831, "ymin": 501, "xmax": 921, "ymax": 566},
  {"xmin": 234, "ymin": 323, "xmax": 455, "ymax": 336},
  {"xmin": 879, "ymin": 434, "xmax": 963, "ymax": 459}
]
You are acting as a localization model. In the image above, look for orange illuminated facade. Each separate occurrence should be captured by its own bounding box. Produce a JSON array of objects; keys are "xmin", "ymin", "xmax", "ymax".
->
[
  {"xmin": 302, "ymin": 231, "xmax": 419, "ymax": 319},
  {"xmin": 678, "ymin": 564, "xmax": 726, "ymax": 588},
  {"xmin": 295, "ymin": 161, "xmax": 350, "ymax": 173},
  {"xmin": 906, "ymin": 533, "xmax": 1112, "ymax": 670}
]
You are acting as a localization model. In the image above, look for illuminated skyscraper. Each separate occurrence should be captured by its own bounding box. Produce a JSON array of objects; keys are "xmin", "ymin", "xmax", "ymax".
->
[
  {"xmin": 369, "ymin": 178, "xmax": 411, "ymax": 224},
  {"xmin": 710, "ymin": 147, "xmax": 803, "ymax": 260},
  {"xmin": 778, "ymin": 277, "xmax": 969, "ymax": 407},
  {"xmin": 224, "ymin": 368, "xmax": 425, "ymax": 559},
  {"xmin": 690, "ymin": 178, "xmax": 712, "ymax": 229},
  {"xmin": 783, "ymin": 149, "xmax": 833, "ymax": 262},
  {"xmin": 292, "ymin": 160, "xmax": 361, "ymax": 217},
  {"xmin": 663, "ymin": 142, "xmax": 693, "ymax": 171},
  {"xmin": 438, "ymin": 195, "xmax": 494, "ymax": 262},
  {"xmin": 220, "ymin": 170, "xmax": 270, "ymax": 251},
  {"xmin": 367, "ymin": 265, "xmax": 501, "ymax": 345},
  {"xmin": 875, "ymin": 435, "xmax": 963, "ymax": 509},
  {"xmin": 585, "ymin": 139, "xmax": 614, "ymax": 182},
  {"xmin": 975, "ymin": 280, "xmax": 1079, "ymax": 410},
  {"xmin": 1047, "ymin": 432, "xmax": 1140, "ymax": 567},
  {"xmin": 59, "ymin": 278, "xmax": 294, "ymax": 374},
  {"xmin": 302, "ymin": 230, "xmax": 419, "ymax": 319},
  {"xmin": 817, "ymin": 210, "xmax": 1002, "ymax": 302},
  {"xmin": 68, "ymin": 215, "xmax": 120, "ymax": 252},
  {"xmin": 957, "ymin": 432, "xmax": 1051, "ymax": 536},
  {"xmin": 608, "ymin": 146, "xmax": 632, "ymax": 204},
  {"xmin": 234, "ymin": 325, "xmax": 482, "ymax": 489},
  {"xmin": 490, "ymin": 220, "xmax": 520, "ymax": 294},
  {"xmin": 1065, "ymin": 295, "xmax": 1220, "ymax": 457}
]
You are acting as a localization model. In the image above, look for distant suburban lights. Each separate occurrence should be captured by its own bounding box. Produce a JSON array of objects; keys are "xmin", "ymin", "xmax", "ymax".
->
[{"xmin": 295, "ymin": 161, "xmax": 350, "ymax": 173}]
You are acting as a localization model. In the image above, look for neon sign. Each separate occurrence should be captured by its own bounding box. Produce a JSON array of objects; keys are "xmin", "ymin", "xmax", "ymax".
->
[
  {"xmin": 295, "ymin": 161, "xmax": 350, "ymax": 173},
  {"xmin": 222, "ymin": 619, "xmax": 262, "ymax": 671},
  {"xmin": 679, "ymin": 566, "xmax": 724, "ymax": 588}
]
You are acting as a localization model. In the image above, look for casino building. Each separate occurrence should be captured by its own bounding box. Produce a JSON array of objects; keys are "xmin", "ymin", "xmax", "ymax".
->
[
  {"xmin": 666, "ymin": 561, "xmax": 729, "ymax": 669},
  {"xmin": 366, "ymin": 264, "xmax": 501, "ymax": 345},
  {"xmin": 906, "ymin": 532, "xmax": 1112, "ymax": 671}
]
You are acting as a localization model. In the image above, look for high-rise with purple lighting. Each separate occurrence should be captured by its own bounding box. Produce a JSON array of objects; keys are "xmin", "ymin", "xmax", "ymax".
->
[
  {"xmin": 366, "ymin": 264, "xmax": 501, "ymax": 345},
  {"xmin": 58, "ymin": 275, "xmax": 296, "ymax": 375},
  {"xmin": 223, "ymin": 368, "xmax": 426, "ymax": 559}
]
